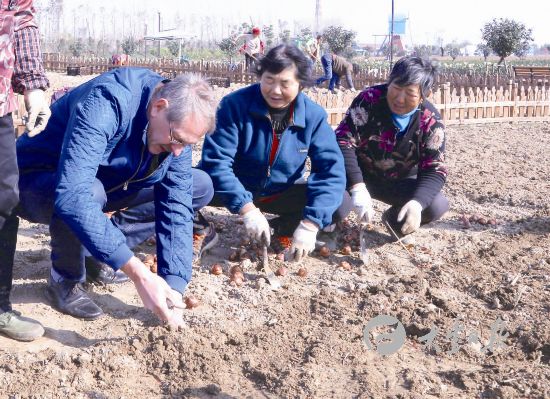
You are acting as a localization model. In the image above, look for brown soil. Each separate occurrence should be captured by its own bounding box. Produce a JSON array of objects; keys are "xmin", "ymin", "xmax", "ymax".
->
[{"xmin": 1, "ymin": 73, "xmax": 549, "ymax": 398}]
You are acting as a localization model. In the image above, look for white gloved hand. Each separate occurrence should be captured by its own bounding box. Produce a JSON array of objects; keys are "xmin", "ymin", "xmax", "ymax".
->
[
  {"xmin": 24, "ymin": 89, "xmax": 51, "ymax": 137},
  {"xmin": 397, "ymin": 200, "xmax": 423, "ymax": 235},
  {"xmin": 242, "ymin": 207, "xmax": 271, "ymax": 245},
  {"xmin": 350, "ymin": 183, "xmax": 374, "ymax": 223},
  {"xmin": 290, "ymin": 220, "xmax": 319, "ymax": 261}
]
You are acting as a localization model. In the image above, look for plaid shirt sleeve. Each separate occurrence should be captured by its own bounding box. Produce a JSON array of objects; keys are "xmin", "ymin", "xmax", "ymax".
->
[{"xmin": 12, "ymin": 25, "xmax": 49, "ymax": 95}]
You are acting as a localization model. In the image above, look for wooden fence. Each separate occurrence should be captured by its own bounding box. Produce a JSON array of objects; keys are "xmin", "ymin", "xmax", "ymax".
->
[
  {"xmin": 431, "ymin": 82, "xmax": 550, "ymax": 125},
  {"xmin": 42, "ymin": 54, "xmax": 259, "ymax": 86},
  {"xmin": 42, "ymin": 53, "xmax": 550, "ymax": 90},
  {"xmin": 311, "ymin": 82, "xmax": 550, "ymax": 126}
]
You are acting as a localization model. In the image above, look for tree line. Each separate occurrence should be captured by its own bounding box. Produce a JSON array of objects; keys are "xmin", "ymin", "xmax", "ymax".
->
[{"xmin": 46, "ymin": 16, "xmax": 548, "ymax": 66}]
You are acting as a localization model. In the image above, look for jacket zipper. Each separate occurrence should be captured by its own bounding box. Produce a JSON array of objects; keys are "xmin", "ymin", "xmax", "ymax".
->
[
  {"xmin": 264, "ymin": 104, "xmax": 293, "ymax": 184},
  {"xmin": 106, "ymin": 144, "xmax": 147, "ymax": 194},
  {"xmin": 265, "ymin": 117, "xmax": 274, "ymax": 181},
  {"xmin": 268, "ymin": 130, "xmax": 285, "ymax": 176},
  {"xmin": 265, "ymin": 124, "xmax": 279, "ymax": 181}
]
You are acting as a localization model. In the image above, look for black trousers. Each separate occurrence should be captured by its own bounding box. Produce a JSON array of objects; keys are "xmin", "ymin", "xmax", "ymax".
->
[
  {"xmin": 210, "ymin": 184, "xmax": 353, "ymax": 236},
  {"xmin": 339, "ymin": 177, "xmax": 449, "ymax": 226},
  {"xmin": 17, "ymin": 169, "xmax": 213, "ymax": 283},
  {"xmin": 0, "ymin": 114, "xmax": 20, "ymax": 312},
  {"xmin": 244, "ymin": 53, "xmax": 260, "ymax": 72}
]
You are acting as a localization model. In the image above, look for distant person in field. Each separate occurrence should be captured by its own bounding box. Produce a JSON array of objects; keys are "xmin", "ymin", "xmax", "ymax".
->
[
  {"xmin": 303, "ymin": 35, "xmax": 323, "ymax": 64},
  {"xmin": 15, "ymin": 68, "xmax": 218, "ymax": 328},
  {"xmin": 111, "ymin": 54, "xmax": 130, "ymax": 66},
  {"xmin": 234, "ymin": 27, "xmax": 264, "ymax": 71},
  {"xmin": 316, "ymin": 53, "xmax": 358, "ymax": 92},
  {"xmin": 199, "ymin": 44, "xmax": 348, "ymax": 261},
  {"xmin": 0, "ymin": 0, "xmax": 50, "ymax": 342},
  {"xmin": 335, "ymin": 56, "xmax": 448, "ymax": 244}
]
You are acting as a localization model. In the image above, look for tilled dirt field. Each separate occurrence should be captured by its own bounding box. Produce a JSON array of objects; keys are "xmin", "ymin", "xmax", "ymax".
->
[{"xmin": 0, "ymin": 73, "xmax": 549, "ymax": 398}]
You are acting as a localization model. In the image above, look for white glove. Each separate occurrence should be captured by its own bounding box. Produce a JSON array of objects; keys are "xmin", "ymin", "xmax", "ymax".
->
[
  {"xmin": 24, "ymin": 89, "xmax": 51, "ymax": 137},
  {"xmin": 290, "ymin": 220, "xmax": 319, "ymax": 261},
  {"xmin": 242, "ymin": 207, "xmax": 271, "ymax": 245},
  {"xmin": 397, "ymin": 200, "xmax": 423, "ymax": 235},
  {"xmin": 350, "ymin": 183, "xmax": 374, "ymax": 223}
]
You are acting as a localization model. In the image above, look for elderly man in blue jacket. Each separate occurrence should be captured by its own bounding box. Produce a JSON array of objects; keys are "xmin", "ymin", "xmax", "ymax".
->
[{"xmin": 15, "ymin": 68, "xmax": 218, "ymax": 326}]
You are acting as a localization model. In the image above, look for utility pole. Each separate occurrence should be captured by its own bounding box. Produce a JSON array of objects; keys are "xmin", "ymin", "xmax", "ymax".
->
[
  {"xmin": 314, "ymin": 0, "xmax": 321, "ymax": 35},
  {"xmin": 144, "ymin": 23, "xmax": 148, "ymax": 60},
  {"xmin": 390, "ymin": 0, "xmax": 394, "ymax": 69},
  {"xmin": 158, "ymin": 12, "xmax": 161, "ymax": 57}
]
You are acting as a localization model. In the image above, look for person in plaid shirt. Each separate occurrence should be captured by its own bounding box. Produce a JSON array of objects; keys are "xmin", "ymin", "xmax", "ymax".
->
[{"xmin": 0, "ymin": 0, "xmax": 50, "ymax": 342}]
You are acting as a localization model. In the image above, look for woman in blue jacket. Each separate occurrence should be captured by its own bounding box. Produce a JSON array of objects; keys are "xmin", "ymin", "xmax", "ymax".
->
[{"xmin": 200, "ymin": 44, "xmax": 348, "ymax": 261}]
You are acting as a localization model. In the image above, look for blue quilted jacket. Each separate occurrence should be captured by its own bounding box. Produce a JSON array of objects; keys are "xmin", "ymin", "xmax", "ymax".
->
[
  {"xmin": 200, "ymin": 83, "xmax": 345, "ymax": 228},
  {"xmin": 16, "ymin": 67, "xmax": 194, "ymax": 293}
]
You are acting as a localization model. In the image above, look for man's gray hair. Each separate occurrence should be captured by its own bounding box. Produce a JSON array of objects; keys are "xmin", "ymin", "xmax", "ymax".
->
[
  {"xmin": 388, "ymin": 56, "xmax": 437, "ymax": 99},
  {"xmin": 154, "ymin": 73, "xmax": 217, "ymax": 132}
]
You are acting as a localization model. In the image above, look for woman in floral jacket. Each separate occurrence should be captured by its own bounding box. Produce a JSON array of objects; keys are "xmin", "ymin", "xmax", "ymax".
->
[{"xmin": 335, "ymin": 56, "xmax": 449, "ymax": 242}]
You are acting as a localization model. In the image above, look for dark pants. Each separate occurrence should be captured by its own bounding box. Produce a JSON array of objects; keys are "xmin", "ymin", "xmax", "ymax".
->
[
  {"xmin": 0, "ymin": 114, "xmax": 19, "ymax": 312},
  {"xmin": 210, "ymin": 184, "xmax": 353, "ymax": 236},
  {"xmin": 16, "ymin": 168, "xmax": 213, "ymax": 283},
  {"xmin": 316, "ymin": 55, "xmax": 336, "ymax": 89},
  {"xmin": 316, "ymin": 55, "xmax": 354, "ymax": 90},
  {"xmin": 340, "ymin": 177, "xmax": 449, "ymax": 226},
  {"xmin": 245, "ymin": 53, "xmax": 260, "ymax": 72}
]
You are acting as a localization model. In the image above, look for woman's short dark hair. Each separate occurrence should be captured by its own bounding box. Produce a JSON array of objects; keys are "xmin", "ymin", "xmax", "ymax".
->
[
  {"xmin": 256, "ymin": 44, "xmax": 313, "ymax": 87},
  {"xmin": 388, "ymin": 56, "xmax": 437, "ymax": 99}
]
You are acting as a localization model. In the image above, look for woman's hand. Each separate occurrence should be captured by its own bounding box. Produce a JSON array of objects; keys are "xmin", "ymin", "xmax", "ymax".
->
[
  {"xmin": 350, "ymin": 183, "xmax": 374, "ymax": 223},
  {"xmin": 290, "ymin": 220, "xmax": 319, "ymax": 261},
  {"xmin": 397, "ymin": 200, "xmax": 422, "ymax": 235},
  {"xmin": 241, "ymin": 206, "xmax": 271, "ymax": 245}
]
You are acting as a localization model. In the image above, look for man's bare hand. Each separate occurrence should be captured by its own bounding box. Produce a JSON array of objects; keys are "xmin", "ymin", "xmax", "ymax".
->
[{"xmin": 121, "ymin": 256, "xmax": 186, "ymax": 328}]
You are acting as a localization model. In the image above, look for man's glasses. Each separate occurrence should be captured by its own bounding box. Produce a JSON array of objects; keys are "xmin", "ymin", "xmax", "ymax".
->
[{"xmin": 168, "ymin": 121, "xmax": 185, "ymax": 145}]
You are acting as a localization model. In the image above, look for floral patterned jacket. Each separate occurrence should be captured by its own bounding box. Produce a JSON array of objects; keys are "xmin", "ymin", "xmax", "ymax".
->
[{"xmin": 335, "ymin": 84, "xmax": 447, "ymax": 209}]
